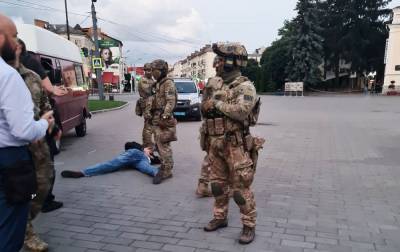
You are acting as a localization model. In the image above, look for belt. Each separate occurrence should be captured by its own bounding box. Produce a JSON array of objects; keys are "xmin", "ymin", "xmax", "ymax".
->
[{"xmin": 0, "ymin": 146, "xmax": 31, "ymax": 167}]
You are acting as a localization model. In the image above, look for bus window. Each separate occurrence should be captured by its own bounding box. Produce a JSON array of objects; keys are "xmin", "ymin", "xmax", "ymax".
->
[{"xmin": 74, "ymin": 65, "xmax": 85, "ymax": 87}]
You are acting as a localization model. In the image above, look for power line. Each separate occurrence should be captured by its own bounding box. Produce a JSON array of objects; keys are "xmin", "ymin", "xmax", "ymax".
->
[
  {"xmin": 1, "ymin": 0, "xmax": 197, "ymax": 59},
  {"xmin": 0, "ymin": 0, "xmax": 89, "ymax": 17},
  {"xmin": 97, "ymin": 17, "xmax": 205, "ymax": 47},
  {"xmin": 16, "ymin": 0, "xmax": 88, "ymax": 17}
]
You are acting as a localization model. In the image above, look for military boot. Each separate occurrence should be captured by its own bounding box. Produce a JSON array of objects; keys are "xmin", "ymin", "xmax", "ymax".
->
[
  {"xmin": 204, "ymin": 218, "xmax": 228, "ymax": 232},
  {"xmin": 24, "ymin": 225, "xmax": 48, "ymax": 252},
  {"xmin": 238, "ymin": 225, "xmax": 255, "ymax": 244},
  {"xmin": 196, "ymin": 181, "xmax": 212, "ymax": 197}
]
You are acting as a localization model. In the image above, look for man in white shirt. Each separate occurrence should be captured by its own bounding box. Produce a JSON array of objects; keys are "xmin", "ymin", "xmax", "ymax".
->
[{"xmin": 0, "ymin": 13, "xmax": 54, "ymax": 252}]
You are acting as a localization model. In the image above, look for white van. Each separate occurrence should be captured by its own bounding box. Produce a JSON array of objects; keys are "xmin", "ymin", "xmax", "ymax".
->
[
  {"xmin": 173, "ymin": 78, "xmax": 202, "ymax": 121},
  {"xmin": 16, "ymin": 23, "xmax": 90, "ymax": 137}
]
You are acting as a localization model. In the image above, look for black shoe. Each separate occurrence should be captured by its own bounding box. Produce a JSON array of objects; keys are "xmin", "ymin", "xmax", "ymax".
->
[
  {"xmin": 61, "ymin": 170, "xmax": 84, "ymax": 178},
  {"xmin": 41, "ymin": 200, "xmax": 63, "ymax": 213},
  {"xmin": 153, "ymin": 171, "xmax": 163, "ymax": 184},
  {"xmin": 204, "ymin": 218, "xmax": 228, "ymax": 232}
]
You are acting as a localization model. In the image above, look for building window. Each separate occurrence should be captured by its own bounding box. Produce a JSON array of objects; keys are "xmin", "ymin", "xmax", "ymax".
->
[{"xmin": 395, "ymin": 65, "xmax": 400, "ymax": 71}]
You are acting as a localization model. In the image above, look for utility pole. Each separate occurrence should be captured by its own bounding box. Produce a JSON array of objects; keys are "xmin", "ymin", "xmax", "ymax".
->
[
  {"xmin": 64, "ymin": 0, "xmax": 70, "ymax": 40},
  {"xmin": 91, "ymin": 0, "xmax": 104, "ymax": 100}
]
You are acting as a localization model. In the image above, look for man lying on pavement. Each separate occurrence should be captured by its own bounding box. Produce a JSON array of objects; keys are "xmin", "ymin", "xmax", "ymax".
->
[{"xmin": 61, "ymin": 141, "xmax": 164, "ymax": 184}]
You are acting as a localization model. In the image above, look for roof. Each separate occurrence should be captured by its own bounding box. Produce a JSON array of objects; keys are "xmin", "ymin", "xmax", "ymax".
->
[
  {"xmin": 16, "ymin": 23, "xmax": 83, "ymax": 63},
  {"xmin": 81, "ymin": 27, "xmax": 123, "ymax": 46},
  {"xmin": 48, "ymin": 24, "xmax": 87, "ymax": 36}
]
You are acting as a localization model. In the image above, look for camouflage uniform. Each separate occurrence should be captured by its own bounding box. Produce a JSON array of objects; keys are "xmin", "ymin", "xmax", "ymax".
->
[
  {"xmin": 136, "ymin": 64, "xmax": 155, "ymax": 148},
  {"xmin": 203, "ymin": 43, "xmax": 264, "ymax": 244},
  {"xmin": 151, "ymin": 60, "xmax": 177, "ymax": 179},
  {"xmin": 18, "ymin": 65, "xmax": 53, "ymax": 251},
  {"xmin": 197, "ymin": 77, "xmax": 224, "ymax": 196}
]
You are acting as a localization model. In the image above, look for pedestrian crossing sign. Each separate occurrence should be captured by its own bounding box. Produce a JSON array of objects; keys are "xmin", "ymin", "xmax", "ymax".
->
[{"xmin": 92, "ymin": 58, "xmax": 103, "ymax": 69}]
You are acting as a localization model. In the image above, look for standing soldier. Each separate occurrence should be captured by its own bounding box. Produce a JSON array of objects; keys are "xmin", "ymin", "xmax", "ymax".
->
[
  {"xmin": 196, "ymin": 56, "xmax": 224, "ymax": 197},
  {"xmin": 135, "ymin": 63, "xmax": 155, "ymax": 147},
  {"xmin": 9, "ymin": 40, "xmax": 56, "ymax": 252},
  {"xmin": 202, "ymin": 42, "xmax": 264, "ymax": 244},
  {"xmin": 150, "ymin": 59, "xmax": 177, "ymax": 184}
]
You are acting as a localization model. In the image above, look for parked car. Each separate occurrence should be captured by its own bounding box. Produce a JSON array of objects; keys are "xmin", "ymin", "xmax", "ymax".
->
[
  {"xmin": 17, "ymin": 24, "xmax": 90, "ymax": 138},
  {"xmin": 173, "ymin": 78, "xmax": 202, "ymax": 121}
]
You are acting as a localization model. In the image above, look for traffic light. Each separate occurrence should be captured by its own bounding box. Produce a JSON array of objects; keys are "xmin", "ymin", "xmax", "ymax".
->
[{"xmin": 81, "ymin": 48, "xmax": 89, "ymax": 57}]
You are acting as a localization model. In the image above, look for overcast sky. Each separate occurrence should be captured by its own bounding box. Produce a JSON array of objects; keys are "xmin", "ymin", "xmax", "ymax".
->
[{"xmin": 1, "ymin": 0, "xmax": 399, "ymax": 65}]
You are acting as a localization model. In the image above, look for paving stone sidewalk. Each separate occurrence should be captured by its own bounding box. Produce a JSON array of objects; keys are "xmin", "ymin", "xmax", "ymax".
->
[{"xmin": 31, "ymin": 96, "xmax": 400, "ymax": 252}]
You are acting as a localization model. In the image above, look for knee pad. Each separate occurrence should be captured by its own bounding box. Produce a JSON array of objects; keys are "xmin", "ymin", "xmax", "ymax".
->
[
  {"xmin": 233, "ymin": 191, "xmax": 246, "ymax": 205},
  {"xmin": 211, "ymin": 183, "xmax": 224, "ymax": 197}
]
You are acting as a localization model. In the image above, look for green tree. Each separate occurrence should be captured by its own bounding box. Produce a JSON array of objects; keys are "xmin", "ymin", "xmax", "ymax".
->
[
  {"xmin": 320, "ymin": 0, "xmax": 391, "ymax": 86},
  {"xmin": 242, "ymin": 59, "xmax": 261, "ymax": 91},
  {"xmin": 286, "ymin": 0, "xmax": 324, "ymax": 87},
  {"xmin": 259, "ymin": 20, "xmax": 296, "ymax": 92}
]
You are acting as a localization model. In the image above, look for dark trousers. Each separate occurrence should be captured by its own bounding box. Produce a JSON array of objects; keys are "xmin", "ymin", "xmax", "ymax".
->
[
  {"xmin": 0, "ymin": 146, "xmax": 31, "ymax": 252},
  {"xmin": 43, "ymin": 135, "xmax": 57, "ymax": 205}
]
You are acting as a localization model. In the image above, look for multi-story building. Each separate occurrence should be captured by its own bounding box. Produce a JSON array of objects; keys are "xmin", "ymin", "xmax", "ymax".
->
[
  {"xmin": 248, "ymin": 47, "xmax": 266, "ymax": 65},
  {"xmin": 383, "ymin": 6, "xmax": 400, "ymax": 94},
  {"xmin": 172, "ymin": 44, "xmax": 216, "ymax": 83}
]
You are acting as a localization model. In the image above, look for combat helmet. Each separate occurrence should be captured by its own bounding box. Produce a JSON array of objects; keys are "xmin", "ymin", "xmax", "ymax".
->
[
  {"xmin": 144, "ymin": 63, "xmax": 152, "ymax": 71},
  {"xmin": 212, "ymin": 42, "xmax": 248, "ymax": 67},
  {"xmin": 151, "ymin": 59, "xmax": 168, "ymax": 71}
]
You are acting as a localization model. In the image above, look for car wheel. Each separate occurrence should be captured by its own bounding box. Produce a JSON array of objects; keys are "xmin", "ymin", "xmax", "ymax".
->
[{"xmin": 75, "ymin": 118, "xmax": 87, "ymax": 137}]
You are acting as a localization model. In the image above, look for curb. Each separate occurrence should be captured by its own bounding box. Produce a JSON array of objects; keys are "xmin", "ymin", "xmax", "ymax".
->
[{"xmin": 90, "ymin": 102, "xmax": 130, "ymax": 115}]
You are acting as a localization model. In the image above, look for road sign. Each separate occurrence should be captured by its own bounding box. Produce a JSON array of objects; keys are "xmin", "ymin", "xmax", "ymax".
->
[{"xmin": 92, "ymin": 57, "xmax": 103, "ymax": 69}]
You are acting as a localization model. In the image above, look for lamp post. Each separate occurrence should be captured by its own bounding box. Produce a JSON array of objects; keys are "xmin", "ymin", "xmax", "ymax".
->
[
  {"xmin": 91, "ymin": 0, "xmax": 104, "ymax": 100},
  {"xmin": 64, "ymin": 0, "xmax": 70, "ymax": 40}
]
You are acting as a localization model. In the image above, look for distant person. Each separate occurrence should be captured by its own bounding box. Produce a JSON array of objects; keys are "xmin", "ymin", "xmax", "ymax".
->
[
  {"xmin": 150, "ymin": 59, "xmax": 178, "ymax": 184},
  {"xmin": 136, "ymin": 63, "xmax": 155, "ymax": 148},
  {"xmin": 100, "ymin": 48, "xmax": 113, "ymax": 68},
  {"xmin": 0, "ymin": 13, "xmax": 54, "ymax": 252},
  {"xmin": 61, "ymin": 141, "xmax": 161, "ymax": 181},
  {"xmin": 17, "ymin": 39, "xmax": 64, "ymax": 214}
]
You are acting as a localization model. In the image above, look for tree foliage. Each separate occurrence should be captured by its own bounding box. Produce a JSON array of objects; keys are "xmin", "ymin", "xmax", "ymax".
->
[
  {"xmin": 242, "ymin": 59, "xmax": 261, "ymax": 91},
  {"xmin": 258, "ymin": 20, "xmax": 296, "ymax": 92},
  {"xmin": 258, "ymin": 0, "xmax": 392, "ymax": 91},
  {"xmin": 286, "ymin": 0, "xmax": 324, "ymax": 86}
]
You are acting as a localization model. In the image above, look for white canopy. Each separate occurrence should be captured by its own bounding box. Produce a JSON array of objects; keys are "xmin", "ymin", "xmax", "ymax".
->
[{"xmin": 16, "ymin": 23, "xmax": 82, "ymax": 64}]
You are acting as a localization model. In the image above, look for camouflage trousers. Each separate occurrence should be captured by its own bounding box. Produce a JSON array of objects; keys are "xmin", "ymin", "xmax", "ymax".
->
[
  {"xmin": 142, "ymin": 119, "xmax": 154, "ymax": 148},
  {"xmin": 208, "ymin": 135, "xmax": 256, "ymax": 227},
  {"xmin": 153, "ymin": 126, "xmax": 174, "ymax": 178},
  {"xmin": 26, "ymin": 140, "xmax": 53, "ymax": 234},
  {"xmin": 198, "ymin": 154, "xmax": 210, "ymax": 184},
  {"xmin": 28, "ymin": 140, "xmax": 53, "ymax": 219}
]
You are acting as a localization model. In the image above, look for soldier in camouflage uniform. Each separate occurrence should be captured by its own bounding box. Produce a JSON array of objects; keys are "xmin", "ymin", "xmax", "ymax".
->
[
  {"xmin": 196, "ymin": 56, "xmax": 225, "ymax": 197},
  {"xmin": 150, "ymin": 59, "xmax": 177, "ymax": 184},
  {"xmin": 202, "ymin": 43, "xmax": 264, "ymax": 244},
  {"xmin": 135, "ymin": 63, "xmax": 155, "ymax": 148},
  {"xmin": 10, "ymin": 44, "xmax": 55, "ymax": 251}
]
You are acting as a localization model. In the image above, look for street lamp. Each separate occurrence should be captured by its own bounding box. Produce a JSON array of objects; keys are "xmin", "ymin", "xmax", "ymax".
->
[{"xmin": 90, "ymin": 0, "xmax": 104, "ymax": 100}]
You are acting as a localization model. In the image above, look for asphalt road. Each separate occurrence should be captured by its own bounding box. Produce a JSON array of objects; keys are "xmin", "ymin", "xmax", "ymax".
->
[{"xmin": 32, "ymin": 94, "xmax": 400, "ymax": 252}]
